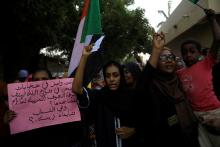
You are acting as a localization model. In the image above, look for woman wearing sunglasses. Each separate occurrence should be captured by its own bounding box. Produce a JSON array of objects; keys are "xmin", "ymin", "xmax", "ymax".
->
[{"xmin": 136, "ymin": 32, "xmax": 199, "ymax": 147}]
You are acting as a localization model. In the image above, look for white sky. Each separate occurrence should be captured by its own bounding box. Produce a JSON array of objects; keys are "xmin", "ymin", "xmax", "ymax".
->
[
  {"xmin": 129, "ymin": 0, "xmax": 182, "ymax": 30},
  {"xmin": 128, "ymin": 0, "xmax": 182, "ymax": 60}
]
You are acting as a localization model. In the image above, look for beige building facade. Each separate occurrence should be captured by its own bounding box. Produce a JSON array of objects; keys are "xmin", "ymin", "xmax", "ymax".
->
[{"xmin": 159, "ymin": 0, "xmax": 220, "ymax": 57}]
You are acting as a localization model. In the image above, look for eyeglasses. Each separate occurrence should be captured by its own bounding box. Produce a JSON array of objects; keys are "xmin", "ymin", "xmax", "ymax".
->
[
  {"xmin": 33, "ymin": 77, "xmax": 49, "ymax": 81},
  {"xmin": 159, "ymin": 54, "xmax": 176, "ymax": 62}
]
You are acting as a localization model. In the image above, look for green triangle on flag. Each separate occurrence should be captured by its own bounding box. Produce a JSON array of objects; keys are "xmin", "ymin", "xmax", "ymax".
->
[
  {"xmin": 189, "ymin": 0, "xmax": 199, "ymax": 4},
  {"xmin": 81, "ymin": 0, "xmax": 102, "ymax": 43},
  {"xmin": 68, "ymin": 0, "xmax": 103, "ymax": 76}
]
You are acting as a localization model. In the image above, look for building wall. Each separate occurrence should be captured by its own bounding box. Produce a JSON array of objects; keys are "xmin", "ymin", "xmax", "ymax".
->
[
  {"xmin": 159, "ymin": 0, "xmax": 220, "ymax": 57},
  {"xmin": 166, "ymin": 20, "xmax": 213, "ymax": 56},
  {"xmin": 159, "ymin": 0, "xmax": 209, "ymax": 43},
  {"xmin": 208, "ymin": 0, "xmax": 220, "ymax": 12}
]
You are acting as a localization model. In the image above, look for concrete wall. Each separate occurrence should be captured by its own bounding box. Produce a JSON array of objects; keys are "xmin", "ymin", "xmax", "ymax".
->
[
  {"xmin": 158, "ymin": 0, "xmax": 220, "ymax": 56},
  {"xmin": 166, "ymin": 20, "xmax": 213, "ymax": 56}
]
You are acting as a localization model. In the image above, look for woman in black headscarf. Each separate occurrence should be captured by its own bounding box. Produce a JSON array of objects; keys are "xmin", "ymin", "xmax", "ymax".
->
[
  {"xmin": 136, "ymin": 32, "xmax": 199, "ymax": 147},
  {"xmin": 72, "ymin": 45, "xmax": 140, "ymax": 147},
  {"xmin": 123, "ymin": 62, "xmax": 141, "ymax": 90}
]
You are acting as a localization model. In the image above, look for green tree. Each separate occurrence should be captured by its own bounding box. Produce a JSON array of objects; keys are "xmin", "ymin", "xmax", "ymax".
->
[
  {"xmin": 2, "ymin": 0, "xmax": 80, "ymax": 82},
  {"xmin": 101, "ymin": 1, "xmax": 153, "ymax": 61},
  {"xmin": 2, "ymin": 0, "xmax": 153, "ymax": 82}
]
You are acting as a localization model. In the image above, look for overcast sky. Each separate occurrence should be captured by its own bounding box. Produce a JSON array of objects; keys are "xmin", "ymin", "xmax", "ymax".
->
[{"xmin": 129, "ymin": 0, "xmax": 182, "ymax": 30}]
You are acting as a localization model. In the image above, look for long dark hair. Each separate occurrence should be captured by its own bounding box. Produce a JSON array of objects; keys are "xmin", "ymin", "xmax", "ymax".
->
[
  {"xmin": 102, "ymin": 61, "xmax": 126, "ymax": 90},
  {"xmin": 124, "ymin": 62, "xmax": 141, "ymax": 81}
]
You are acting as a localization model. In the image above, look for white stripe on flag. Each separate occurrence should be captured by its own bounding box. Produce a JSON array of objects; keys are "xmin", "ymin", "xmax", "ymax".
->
[
  {"xmin": 85, "ymin": 35, "xmax": 93, "ymax": 46},
  {"xmin": 68, "ymin": 17, "xmax": 93, "ymax": 77},
  {"xmin": 68, "ymin": 17, "xmax": 85, "ymax": 76},
  {"xmin": 91, "ymin": 35, "xmax": 105, "ymax": 52}
]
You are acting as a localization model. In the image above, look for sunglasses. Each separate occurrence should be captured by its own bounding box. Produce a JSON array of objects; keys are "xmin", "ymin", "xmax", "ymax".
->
[{"xmin": 159, "ymin": 54, "xmax": 176, "ymax": 62}]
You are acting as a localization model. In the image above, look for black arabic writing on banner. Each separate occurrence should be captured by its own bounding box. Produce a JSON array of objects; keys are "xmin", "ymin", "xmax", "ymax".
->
[{"xmin": 10, "ymin": 79, "xmax": 78, "ymax": 123}]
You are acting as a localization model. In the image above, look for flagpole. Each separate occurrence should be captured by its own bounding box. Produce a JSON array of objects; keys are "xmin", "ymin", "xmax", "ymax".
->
[
  {"xmin": 195, "ymin": 3, "xmax": 205, "ymax": 10},
  {"xmin": 187, "ymin": 0, "xmax": 206, "ymax": 10}
]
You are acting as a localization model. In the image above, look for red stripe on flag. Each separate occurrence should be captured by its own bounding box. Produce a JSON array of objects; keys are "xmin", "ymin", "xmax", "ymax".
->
[{"xmin": 81, "ymin": 0, "xmax": 90, "ymax": 19}]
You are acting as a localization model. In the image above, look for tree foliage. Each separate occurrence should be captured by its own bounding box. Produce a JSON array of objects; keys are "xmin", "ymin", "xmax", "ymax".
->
[
  {"xmin": 2, "ymin": 0, "xmax": 153, "ymax": 82},
  {"xmin": 2, "ymin": 0, "xmax": 80, "ymax": 82},
  {"xmin": 101, "ymin": 0, "xmax": 153, "ymax": 60}
]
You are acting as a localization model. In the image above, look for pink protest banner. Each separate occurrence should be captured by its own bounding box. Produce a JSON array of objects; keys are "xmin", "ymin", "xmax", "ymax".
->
[{"xmin": 8, "ymin": 78, "xmax": 81, "ymax": 134}]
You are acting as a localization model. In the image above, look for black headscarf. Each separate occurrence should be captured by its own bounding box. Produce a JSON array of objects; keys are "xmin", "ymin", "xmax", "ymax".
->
[
  {"xmin": 152, "ymin": 65, "xmax": 197, "ymax": 134},
  {"xmin": 124, "ymin": 62, "xmax": 141, "ymax": 81},
  {"xmin": 101, "ymin": 61, "xmax": 131, "ymax": 114},
  {"xmin": 153, "ymin": 70, "xmax": 184, "ymax": 103},
  {"xmin": 103, "ymin": 60, "xmax": 126, "ymax": 91}
]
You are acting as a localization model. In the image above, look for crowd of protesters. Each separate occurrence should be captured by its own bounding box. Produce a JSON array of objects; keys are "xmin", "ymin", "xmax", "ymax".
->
[{"xmin": 0, "ymin": 8, "xmax": 220, "ymax": 147}]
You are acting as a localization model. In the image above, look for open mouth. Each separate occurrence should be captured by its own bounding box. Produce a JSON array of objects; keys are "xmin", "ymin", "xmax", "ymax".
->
[
  {"xmin": 166, "ymin": 65, "xmax": 174, "ymax": 69},
  {"xmin": 109, "ymin": 84, "xmax": 118, "ymax": 88}
]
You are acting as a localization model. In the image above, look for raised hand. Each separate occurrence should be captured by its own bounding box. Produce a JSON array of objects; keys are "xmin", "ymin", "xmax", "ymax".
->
[
  {"xmin": 115, "ymin": 127, "xmax": 136, "ymax": 139},
  {"xmin": 204, "ymin": 9, "xmax": 216, "ymax": 20},
  {"xmin": 3, "ymin": 110, "xmax": 16, "ymax": 123},
  {"xmin": 82, "ymin": 44, "xmax": 94, "ymax": 56},
  {"xmin": 153, "ymin": 32, "xmax": 165, "ymax": 51}
]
